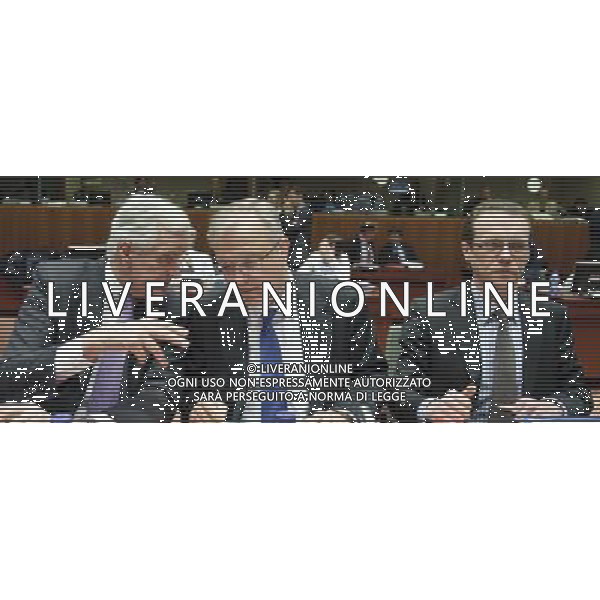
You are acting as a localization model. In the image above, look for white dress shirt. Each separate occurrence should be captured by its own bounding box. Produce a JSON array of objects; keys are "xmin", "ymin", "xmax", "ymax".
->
[
  {"xmin": 360, "ymin": 241, "xmax": 375, "ymax": 263},
  {"xmin": 417, "ymin": 282, "xmax": 566, "ymax": 421}
]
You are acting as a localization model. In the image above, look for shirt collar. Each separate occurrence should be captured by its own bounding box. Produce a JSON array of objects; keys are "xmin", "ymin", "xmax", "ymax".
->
[
  {"xmin": 469, "ymin": 280, "xmax": 520, "ymax": 321},
  {"xmin": 104, "ymin": 260, "xmax": 121, "ymax": 287},
  {"xmin": 247, "ymin": 274, "xmax": 298, "ymax": 320}
]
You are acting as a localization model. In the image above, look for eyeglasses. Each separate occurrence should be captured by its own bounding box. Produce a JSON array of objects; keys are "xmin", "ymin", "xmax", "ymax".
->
[
  {"xmin": 215, "ymin": 240, "xmax": 284, "ymax": 274},
  {"xmin": 472, "ymin": 241, "xmax": 530, "ymax": 254}
]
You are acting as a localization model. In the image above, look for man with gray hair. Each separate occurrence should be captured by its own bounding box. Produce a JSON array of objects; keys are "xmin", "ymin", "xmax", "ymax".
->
[
  {"xmin": 175, "ymin": 198, "xmax": 387, "ymax": 423},
  {"xmin": 0, "ymin": 196, "xmax": 217, "ymax": 422}
]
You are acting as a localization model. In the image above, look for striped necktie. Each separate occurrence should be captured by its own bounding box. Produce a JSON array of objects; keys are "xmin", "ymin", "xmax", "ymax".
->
[{"xmin": 489, "ymin": 309, "xmax": 519, "ymax": 422}]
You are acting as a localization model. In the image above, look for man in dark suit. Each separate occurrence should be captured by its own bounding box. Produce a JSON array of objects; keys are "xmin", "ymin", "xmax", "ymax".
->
[
  {"xmin": 177, "ymin": 198, "xmax": 386, "ymax": 423},
  {"xmin": 390, "ymin": 200, "xmax": 592, "ymax": 422},
  {"xmin": 0, "ymin": 197, "xmax": 204, "ymax": 422},
  {"xmin": 1, "ymin": 197, "xmax": 386, "ymax": 423},
  {"xmin": 377, "ymin": 229, "xmax": 419, "ymax": 266},
  {"xmin": 274, "ymin": 186, "xmax": 312, "ymax": 270},
  {"xmin": 345, "ymin": 222, "xmax": 377, "ymax": 265}
]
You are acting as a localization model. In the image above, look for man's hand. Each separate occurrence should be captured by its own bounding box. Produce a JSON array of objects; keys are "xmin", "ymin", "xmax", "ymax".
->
[
  {"xmin": 421, "ymin": 385, "xmax": 477, "ymax": 423},
  {"xmin": 499, "ymin": 398, "xmax": 565, "ymax": 421},
  {"xmin": 187, "ymin": 402, "xmax": 228, "ymax": 422},
  {"xmin": 80, "ymin": 319, "xmax": 189, "ymax": 367},
  {"xmin": 0, "ymin": 403, "xmax": 50, "ymax": 423}
]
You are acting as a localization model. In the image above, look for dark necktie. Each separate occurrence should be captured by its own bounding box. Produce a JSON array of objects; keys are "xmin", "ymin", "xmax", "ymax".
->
[
  {"xmin": 86, "ymin": 295, "xmax": 134, "ymax": 414},
  {"xmin": 260, "ymin": 310, "xmax": 295, "ymax": 423},
  {"xmin": 489, "ymin": 309, "xmax": 519, "ymax": 421}
]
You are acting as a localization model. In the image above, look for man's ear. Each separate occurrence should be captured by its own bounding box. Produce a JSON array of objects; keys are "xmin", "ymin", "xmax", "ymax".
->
[
  {"xmin": 280, "ymin": 236, "xmax": 290, "ymax": 255},
  {"xmin": 117, "ymin": 241, "xmax": 133, "ymax": 261},
  {"xmin": 461, "ymin": 241, "xmax": 473, "ymax": 266}
]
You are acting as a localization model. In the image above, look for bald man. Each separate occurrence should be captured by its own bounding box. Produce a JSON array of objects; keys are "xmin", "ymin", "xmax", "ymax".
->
[
  {"xmin": 389, "ymin": 201, "xmax": 591, "ymax": 423},
  {"xmin": 175, "ymin": 199, "xmax": 388, "ymax": 423}
]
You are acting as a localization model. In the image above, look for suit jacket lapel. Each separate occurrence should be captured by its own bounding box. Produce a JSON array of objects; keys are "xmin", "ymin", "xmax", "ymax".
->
[
  {"xmin": 80, "ymin": 259, "xmax": 106, "ymax": 331},
  {"xmin": 217, "ymin": 311, "xmax": 249, "ymax": 369},
  {"xmin": 518, "ymin": 292, "xmax": 546, "ymax": 353},
  {"xmin": 445, "ymin": 289, "xmax": 482, "ymax": 382},
  {"xmin": 294, "ymin": 275, "xmax": 334, "ymax": 363},
  {"xmin": 518, "ymin": 291, "xmax": 548, "ymax": 380},
  {"xmin": 61, "ymin": 259, "xmax": 105, "ymax": 338}
]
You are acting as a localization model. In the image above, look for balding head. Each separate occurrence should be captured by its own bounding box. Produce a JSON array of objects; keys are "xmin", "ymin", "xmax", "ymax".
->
[
  {"xmin": 462, "ymin": 201, "xmax": 532, "ymax": 287},
  {"xmin": 208, "ymin": 199, "xmax": 284, "ymax": 259},
  {"xmin": 207, "ymin": 199, "xmax": 289, "ymax": 304},
  {"xmin": 108, "ymin": 196, "xmax": 196, "ymax": 297}
]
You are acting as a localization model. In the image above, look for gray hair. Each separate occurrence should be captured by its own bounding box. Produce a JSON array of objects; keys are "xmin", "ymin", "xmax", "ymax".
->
[
  {"xmin": 106, "ymin": 196, "xmax": 196, "ymax": 256},
  {"xmin": 463, "ymin": 200, "xmax": 531, "ymax": 243},
  {"xmin": 207, "ymin": 198, "xmax": 283, "ymax": 247}
]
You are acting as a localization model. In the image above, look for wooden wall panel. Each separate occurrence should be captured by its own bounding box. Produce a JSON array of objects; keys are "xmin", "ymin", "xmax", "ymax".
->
[{"xmin": 0, "ymin": 207, "xmax": 589, "ymax": 276}]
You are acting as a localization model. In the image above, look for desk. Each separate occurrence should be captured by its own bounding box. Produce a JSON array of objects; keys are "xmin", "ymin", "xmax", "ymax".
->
[{"xmin": 558, "ymin": 295, "xmax": 600, "ymax": 382}]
